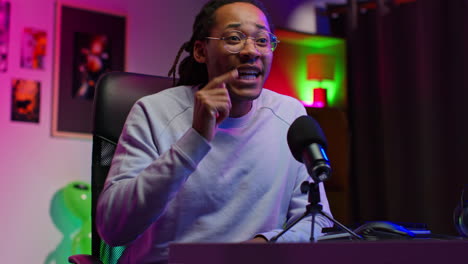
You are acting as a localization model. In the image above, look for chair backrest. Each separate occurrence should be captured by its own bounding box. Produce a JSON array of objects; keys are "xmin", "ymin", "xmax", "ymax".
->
[{"xmin": 91, "ymin": 71, "xmax": 174, "ymax": 262}]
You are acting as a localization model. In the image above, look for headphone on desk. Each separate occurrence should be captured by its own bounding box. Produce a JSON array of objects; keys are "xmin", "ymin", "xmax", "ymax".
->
[{"xmin": 453, "ymin": 185, "xmax": 468, "ymax": 237}]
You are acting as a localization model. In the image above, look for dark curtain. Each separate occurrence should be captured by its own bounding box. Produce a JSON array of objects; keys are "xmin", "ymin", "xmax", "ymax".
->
[{"xmin": 332, "ymin": 0, "xmax": 468, "ymax": 235}]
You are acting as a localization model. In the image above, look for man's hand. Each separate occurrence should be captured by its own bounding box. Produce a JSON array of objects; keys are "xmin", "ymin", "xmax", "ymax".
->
[
  {"xmin": 243, "ymin": 236, "xmax": 268, "ymax": 243},
  {"xmin": 192, "ymin": 69, "xmax": 238, "ymax": 141}
]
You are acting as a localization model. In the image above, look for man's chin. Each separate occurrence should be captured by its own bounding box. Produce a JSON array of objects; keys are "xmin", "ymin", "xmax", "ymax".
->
[{"xmin": 228, "ymin": 87, "xmax": 263, "ymax": 102}]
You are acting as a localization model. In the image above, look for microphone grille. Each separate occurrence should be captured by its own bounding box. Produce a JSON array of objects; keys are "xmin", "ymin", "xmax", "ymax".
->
[{"xmin": 287, "ymin": 115, "xmax": 328, "ymax": 162}]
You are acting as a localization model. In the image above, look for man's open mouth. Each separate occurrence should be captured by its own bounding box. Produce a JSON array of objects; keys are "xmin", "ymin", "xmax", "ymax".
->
[{"xmin": 237, "ymin": 67, "xmax": 261, "ymax": 80}]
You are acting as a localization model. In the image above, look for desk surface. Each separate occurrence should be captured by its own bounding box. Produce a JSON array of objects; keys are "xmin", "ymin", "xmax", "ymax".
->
[{"xmin": 169, "ymin": 240, "xmax": 468, "ymax": 264}]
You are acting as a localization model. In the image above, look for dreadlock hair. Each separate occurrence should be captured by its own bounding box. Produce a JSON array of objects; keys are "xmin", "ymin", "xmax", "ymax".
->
[{"xmin": 167, "ymin": 0, "xmax": 274, "ymax": 86}]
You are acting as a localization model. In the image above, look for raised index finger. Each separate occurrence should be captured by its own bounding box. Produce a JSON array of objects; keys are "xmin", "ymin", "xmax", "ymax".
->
[{"xmin": 204, "ymin": 69, "xmax": 239, "ymax": 90}]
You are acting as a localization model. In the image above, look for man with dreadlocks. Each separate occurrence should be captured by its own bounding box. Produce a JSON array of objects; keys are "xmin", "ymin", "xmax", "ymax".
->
[{"xmin": 97, "ymin": 0, "xmax": 332, "ymax": 263}]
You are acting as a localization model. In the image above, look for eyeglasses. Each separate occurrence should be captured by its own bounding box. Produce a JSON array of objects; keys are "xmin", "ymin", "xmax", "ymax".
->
[{"xmin": 206, "ymin": 30, "xmax": 280, "ymax": 54}]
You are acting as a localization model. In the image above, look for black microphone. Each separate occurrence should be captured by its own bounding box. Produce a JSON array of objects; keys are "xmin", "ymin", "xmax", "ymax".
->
[{"xmin": 287, "ymin": 115, "xmax": 331, "ymax": 183}]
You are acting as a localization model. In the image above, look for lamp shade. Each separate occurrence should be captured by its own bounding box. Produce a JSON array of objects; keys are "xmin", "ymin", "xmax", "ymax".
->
[{"xmin": 307, "ymin": 54, "xmax": 335, "ymax": 80}]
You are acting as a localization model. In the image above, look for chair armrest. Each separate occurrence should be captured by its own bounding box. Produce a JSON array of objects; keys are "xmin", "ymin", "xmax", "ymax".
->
[{"xmin": 68, "ymin": 254, "xmax": 103, "ymax": 264}]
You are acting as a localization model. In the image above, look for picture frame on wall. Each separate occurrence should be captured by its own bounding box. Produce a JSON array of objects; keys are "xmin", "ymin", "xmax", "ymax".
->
[
  {"xmin": 52, "ymin": 2, "xmax": 126, "ymax": 139},
  {"xmin": 0, "ymin": 1, "xmax": 11, "ymax": 72},
  {"xmin": 11, "ymin": 79, "xmax": 41, "ymax": 123}
]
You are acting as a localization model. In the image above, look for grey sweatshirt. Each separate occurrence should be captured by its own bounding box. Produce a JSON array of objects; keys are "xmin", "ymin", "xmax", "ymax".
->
[{"xmin": 96, "ymin": 85, "xmax": 332, "ymax": 263}]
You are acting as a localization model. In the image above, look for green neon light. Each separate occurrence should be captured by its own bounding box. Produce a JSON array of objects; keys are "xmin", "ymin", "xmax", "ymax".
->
[
  {"xmin": 282, "ymin": 36, "xmax": 343, "ymax": 49},
  {"xmin": 275, "ymin": 29, "xmax": 346, "ymax": 108}
]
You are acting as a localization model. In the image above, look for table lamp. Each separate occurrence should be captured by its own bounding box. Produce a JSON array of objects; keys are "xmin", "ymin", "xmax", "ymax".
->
[{"xmin": 306, "ymin": 54, "xmax": 335, "ymax": 108}]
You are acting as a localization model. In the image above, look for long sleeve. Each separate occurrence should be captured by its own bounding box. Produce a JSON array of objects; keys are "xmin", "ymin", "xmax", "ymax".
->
[
  {"xmin": 94, "ymin": 87, "xmax": 335, "ymax": 262},
  {"xmin": 96, "ymin": 100, "xmax": 210, "ymax": 246}
]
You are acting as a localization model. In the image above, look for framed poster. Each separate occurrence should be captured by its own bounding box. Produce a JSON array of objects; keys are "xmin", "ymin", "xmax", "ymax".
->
[
  {"xmin": 21, "ymin": 27, "xmax": 47, "ymax": 70},
  {"xmin": 52, "ymin": 3, "xmax": 126, "ymax": 139},
  {"xmin": 11, "ymin": 79, "xmax": 41, "ymax": 123},
  {"xmin": 0, "ymin": 1, "xmax": 11, "ymax": 72}
]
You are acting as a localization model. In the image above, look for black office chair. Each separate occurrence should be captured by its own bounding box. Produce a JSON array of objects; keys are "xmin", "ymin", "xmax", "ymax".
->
[{"xmin": 68, "ymin": 72, "xmax": 174, "ymax": 264}]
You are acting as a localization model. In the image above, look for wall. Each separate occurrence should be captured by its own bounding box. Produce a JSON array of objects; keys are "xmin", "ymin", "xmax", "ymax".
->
[
  {"xmin": 0, "ymin": 0, "xmax": 347, "ymax": 262},
  {"xmin": 263, "ymin": 0, "xmax": 345, "ymax": 33},
  {"xmin": 0, "ymin": 0, "xmax": 205, "ymax": 262}
]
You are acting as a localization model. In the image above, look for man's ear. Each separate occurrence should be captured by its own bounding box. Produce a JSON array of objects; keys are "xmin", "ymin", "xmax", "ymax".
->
[{"xmin": 193, "ymin": 40, "xmax": 207, "ymax": 63}]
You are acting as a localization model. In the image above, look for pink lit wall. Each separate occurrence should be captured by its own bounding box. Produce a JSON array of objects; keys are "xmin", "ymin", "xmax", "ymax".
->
[
  {"xmin": 0, "ymin": 0, "xmax": 345, "ymax": 262},
  {"xmin": 0, "ymin": 0, "xmax": 206, "ymax": 262}
]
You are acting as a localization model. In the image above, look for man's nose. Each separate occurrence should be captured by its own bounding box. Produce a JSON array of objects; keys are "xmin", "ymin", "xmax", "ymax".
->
[{"xmin": 240, "ymin": 38, "xmax": 261, "ymax": 57}]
